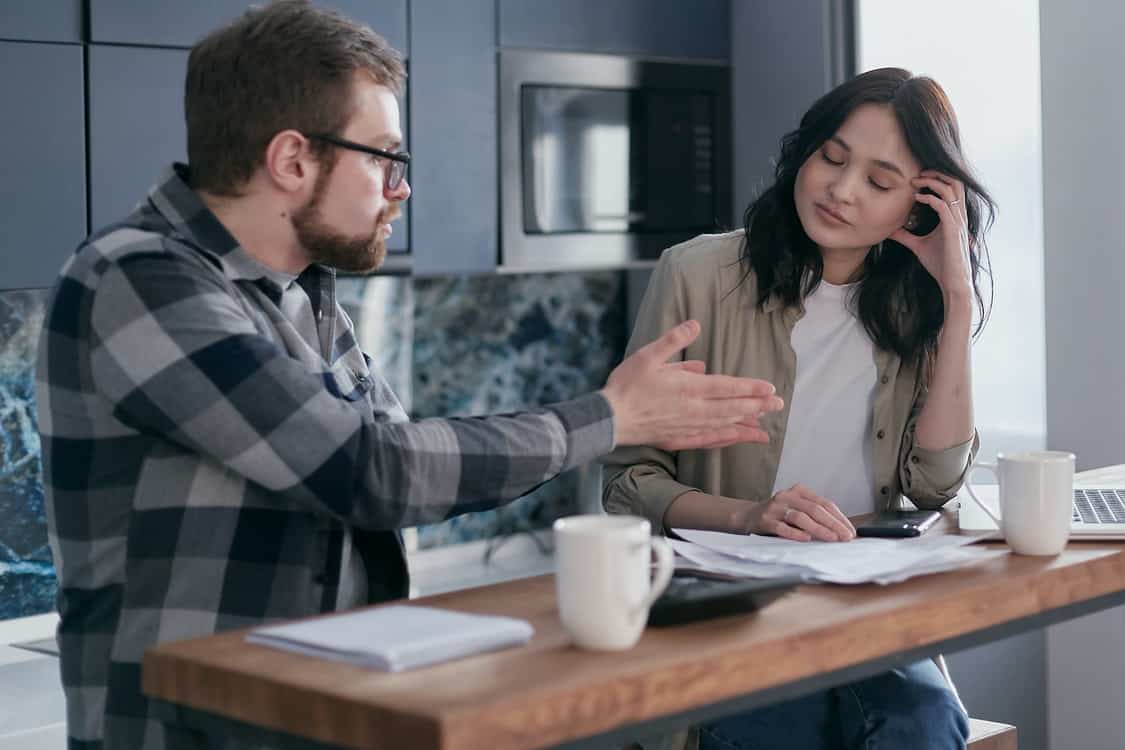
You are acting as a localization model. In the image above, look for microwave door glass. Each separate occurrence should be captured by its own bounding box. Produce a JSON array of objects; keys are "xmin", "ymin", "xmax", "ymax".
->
[
  {"xmin": 521, "ymin": 85, "xmax": 716, "ymax": 236},
  {"xmin": 522, "ymin": 87, "xmax": 633, "ymax": 234}
]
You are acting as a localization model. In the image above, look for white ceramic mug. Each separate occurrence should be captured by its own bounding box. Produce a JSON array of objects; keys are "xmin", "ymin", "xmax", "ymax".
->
[
  {"xmin": 553, "ymin": 514, "xmax": 674, "ymax": 650},
  {"xmin": 964, "ymin": 450, "xmax": 1075, "ymax": 555}
]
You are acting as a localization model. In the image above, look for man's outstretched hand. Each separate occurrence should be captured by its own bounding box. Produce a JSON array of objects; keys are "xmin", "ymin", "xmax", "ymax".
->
[{"xmin": 601, "ymin": 320, "xmax": 784, "ymax": 451}]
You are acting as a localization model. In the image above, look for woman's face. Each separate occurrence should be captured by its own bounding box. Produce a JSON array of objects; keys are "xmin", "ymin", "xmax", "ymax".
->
[{"xmin": 794, "ymin": 103, "xmax": 922, "ymax": 255}]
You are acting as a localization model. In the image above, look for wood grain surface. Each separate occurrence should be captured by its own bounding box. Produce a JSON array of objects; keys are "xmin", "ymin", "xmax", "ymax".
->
[{"xmin": 143, "ymin": 505, "xmax": 1125, "ymax": 750}]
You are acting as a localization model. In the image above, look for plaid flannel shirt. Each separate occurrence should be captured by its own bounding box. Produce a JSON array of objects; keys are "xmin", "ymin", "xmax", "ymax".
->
[{"xmin": 37, "ymin": 165, "xmax": 615, "ymax": 749}]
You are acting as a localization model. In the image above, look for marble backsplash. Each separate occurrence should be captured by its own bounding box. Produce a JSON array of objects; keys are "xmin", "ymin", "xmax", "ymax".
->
[
  {"xmin": 0, "ymin": 290, "xmax": 54, "ymax": 620},
  {"xmin": 0, "ymin": 271, "xmax": 625, "ymax": 618},
  {"xmin": 340, "ymin": 271, "xmax": 625, "ymax": 549}
]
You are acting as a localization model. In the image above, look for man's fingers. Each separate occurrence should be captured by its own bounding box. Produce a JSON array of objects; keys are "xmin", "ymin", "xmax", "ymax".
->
[
  {"xmin": 654, "ymin": 424, "xmax": 769, "ymax": 452},
  {"xmin": 672, "ymin": 394, "xmax": 784, "ymax": 425},
  {"xmin": 667, "ymin": 359, "xmax": 707, "ymax": 374},
  {"xmin": 679, "ymin": 371, "xmax": 779, "ymax": 400},
  {"xmin": 634, "ymin": 320, "xmax": 701, "ymax": 365}
]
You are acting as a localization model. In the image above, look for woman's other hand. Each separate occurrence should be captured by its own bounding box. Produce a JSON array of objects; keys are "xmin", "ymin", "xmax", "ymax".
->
[
  {"xmin": 890, "ymin": 170, "xmax": 973, "ymax": 305},
  {"xmin": 746, "ymin": 484, "xmax": 857, "ymax": 542}
]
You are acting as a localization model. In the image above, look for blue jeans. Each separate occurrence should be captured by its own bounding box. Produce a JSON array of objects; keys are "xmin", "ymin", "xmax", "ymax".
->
[{"xmin": 698, "ymin": 660, "xmax": 969, "ymax": 750}]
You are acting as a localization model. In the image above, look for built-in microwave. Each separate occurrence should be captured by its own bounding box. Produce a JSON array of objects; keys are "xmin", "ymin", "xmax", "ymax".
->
[{"xmin": 499, "ymin": 50, "xmax": 731, "ymax": 271}]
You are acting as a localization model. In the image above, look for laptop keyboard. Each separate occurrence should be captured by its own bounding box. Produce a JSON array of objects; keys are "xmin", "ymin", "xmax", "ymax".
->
[{"xmin": 1073, "ymin": 489, "xmax": 1125, "ymax": 524}]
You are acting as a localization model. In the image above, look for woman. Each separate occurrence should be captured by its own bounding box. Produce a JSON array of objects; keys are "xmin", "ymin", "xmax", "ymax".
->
[{"xmin": 603, "ymin": 68, "xmax": 996, "ymax": 749}]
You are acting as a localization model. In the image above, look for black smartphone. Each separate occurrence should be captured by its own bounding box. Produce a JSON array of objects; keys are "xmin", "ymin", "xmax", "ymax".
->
[
  {"xmin": 854, "ymin": 510, "xmax": 941, "ymax": 538},
  {"xmin": 904, "ymin": 187, "xmax": 940, "ymax": 236}
]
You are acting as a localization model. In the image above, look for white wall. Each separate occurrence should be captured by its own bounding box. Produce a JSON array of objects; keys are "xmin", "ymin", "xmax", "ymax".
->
[
  {"xmin": 857, "ymin": 0, "xmax": 1047, "ymax": 460},
  {"xmin": 1039, "ymin": 2, "xmax": 1125, "ymax": 748},
  {"xmin": 856, "ymin": 2, "xmax": 1049, "ymax": 748}
]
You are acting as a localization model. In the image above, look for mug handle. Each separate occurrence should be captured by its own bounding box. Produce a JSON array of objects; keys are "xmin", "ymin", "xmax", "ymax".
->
[
  {"xmin": 965, "ymin": 461, "xmax": 1003, "ymax": 528},
  {"xmin": 633, "ymin": 536, "xmax": 675, "ymax": 617}
]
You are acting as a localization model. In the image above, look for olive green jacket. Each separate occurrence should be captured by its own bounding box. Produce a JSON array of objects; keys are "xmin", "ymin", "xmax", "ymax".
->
[{"xmin": 603, "ymin": 231, "xmax": 978, "ymax": 529}]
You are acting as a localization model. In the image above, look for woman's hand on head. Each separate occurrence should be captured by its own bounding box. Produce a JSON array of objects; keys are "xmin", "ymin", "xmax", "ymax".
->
[
  {"xmin": 746, "ymin": 484, "xmax": 856, "ymax": 542},
  {"xmin": 889, "ymin": 170, "xmax": 974, "ymax": 304}
]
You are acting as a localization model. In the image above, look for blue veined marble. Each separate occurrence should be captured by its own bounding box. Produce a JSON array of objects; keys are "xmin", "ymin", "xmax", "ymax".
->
[
  {"xmin": 338, "ymin": 272, "xmax": 627, "ymax": 548},
  {"xmin": 0, "ymin": 289, "xmax": 55, "ymax": 620},
  {"xmin": 336, "ymin": 275, "xmax": 414, "ymax": 409},
  {"xmin": 0, "ymin": 270, "xmax": 627, "ymax": 623},
  {"xmin": 409, "ymin": 271, "xmax": 625, "ymax": 548}
]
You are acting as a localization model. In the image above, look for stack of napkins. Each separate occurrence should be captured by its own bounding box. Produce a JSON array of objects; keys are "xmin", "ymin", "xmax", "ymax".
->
[
  {"xmin": 247, "ymin": 605, "xmax": 534, "ymax": 672},
  {"xmin": 671, "ymin": 528, "xmax": 1006, "ymax": 585}
]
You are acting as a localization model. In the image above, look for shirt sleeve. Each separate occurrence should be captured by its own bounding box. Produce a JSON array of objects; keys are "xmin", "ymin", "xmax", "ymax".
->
[
  {"xmin": 88, "ymin": 252, "xmax": 615, "ymax": 529},
  {"xmin": 897, "ymin": 391, "xmax": 980, "ymax": 509},
  {"xmin": 601, "ymin": 250, "xmax": 701, "ymax": 531}
]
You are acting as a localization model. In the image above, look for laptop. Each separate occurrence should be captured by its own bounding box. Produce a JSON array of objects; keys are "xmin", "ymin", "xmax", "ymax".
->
[{"xmin": 957, "ymin": 484, "xmax": 1125, "ymax": 540}]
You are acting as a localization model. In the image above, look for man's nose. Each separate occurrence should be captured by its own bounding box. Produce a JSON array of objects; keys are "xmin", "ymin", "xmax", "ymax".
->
[{"xmin": 386, "ymin": 177, "xmax": 411, "ymax": 201}]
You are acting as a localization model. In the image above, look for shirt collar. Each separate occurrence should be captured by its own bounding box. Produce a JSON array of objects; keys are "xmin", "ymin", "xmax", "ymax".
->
[{"xmin": 148, "ymin": 163, "xmax": 334, "ymax": 291}]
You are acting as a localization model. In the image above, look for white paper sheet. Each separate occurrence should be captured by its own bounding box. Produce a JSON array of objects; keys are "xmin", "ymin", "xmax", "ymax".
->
[{"xmin": 672, "ymin": 528, "xmax": 1005, "ymax": 585}]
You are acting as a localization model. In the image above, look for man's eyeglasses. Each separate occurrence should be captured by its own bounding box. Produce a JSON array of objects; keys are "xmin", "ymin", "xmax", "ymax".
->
[{"xmin": 305, "ymin": 133, "xmax": 411, "ymax": 190}]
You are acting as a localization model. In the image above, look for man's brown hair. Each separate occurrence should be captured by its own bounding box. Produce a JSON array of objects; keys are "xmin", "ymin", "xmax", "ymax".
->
[{"xmin": 185, "ymin": 0, "xmax": 406, "ymax": 195}]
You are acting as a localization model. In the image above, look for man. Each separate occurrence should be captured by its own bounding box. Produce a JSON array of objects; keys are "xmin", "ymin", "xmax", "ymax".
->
[{"xmin": 37, "ymin": 2, "xmax": 783, "ymax": 748}]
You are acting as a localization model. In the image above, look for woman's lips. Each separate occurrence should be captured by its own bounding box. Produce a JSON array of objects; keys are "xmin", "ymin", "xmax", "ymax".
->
[{"xmin": 815, "ymin": 203, "xmax": 850, "ymax": 226}]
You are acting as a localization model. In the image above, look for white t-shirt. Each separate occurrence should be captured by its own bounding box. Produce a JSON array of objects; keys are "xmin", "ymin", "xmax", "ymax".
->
[{"xmin": 771, "ymin": 280, "xmax": 878, "ymax": 517}]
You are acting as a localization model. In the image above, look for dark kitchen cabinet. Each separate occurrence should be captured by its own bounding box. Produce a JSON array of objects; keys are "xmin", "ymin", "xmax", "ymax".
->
[
  {"xmin": 409, "ymin": 0, "xmax": 498, "ymax": 275},
  {"xmin": 499, "ymin": 0, "xmax": 730, "ymax": 61},
  {"xmin": 0, "ymin": 0, "xmax": 82, "ymax": 43},
  {"xmin": 89, "ymin": 0, "xmax": 407, "ymax": 53},
  {"xmin": 0, "ymin": 42, "xmax": 86, "ymax": 289}
]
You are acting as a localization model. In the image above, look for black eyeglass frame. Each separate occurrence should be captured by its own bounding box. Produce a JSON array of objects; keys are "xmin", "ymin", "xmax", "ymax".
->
[{"xmin": 305, "ymin": 133, "xmax": 411, "ymax": 189}]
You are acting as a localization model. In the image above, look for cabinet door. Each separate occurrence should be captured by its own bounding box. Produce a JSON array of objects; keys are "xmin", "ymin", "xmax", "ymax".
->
[
  {"xmin": 731, "ymin": 0, "xmax": 836, "ymax": 213},
  {"xmin": 89, "ymin": 0, "xmax": 408, "ymax": 53},
  {"xmin": 87, "ymin": 46, "xmax": 188, "ymax": 231},
  {"xmin": 499, "ymin": 0, "xmax": 729, "ymax": 61},
  {"xmin": 0, "ymin": 0, "xmax": 82, "ymax": 43},
  {"xmin": 0, "ymin": 42, "xmax": 86, "ymax": 289},
  {"xmin": 409, "ymin": 0, "xmax": 497, "ymax": 275}
]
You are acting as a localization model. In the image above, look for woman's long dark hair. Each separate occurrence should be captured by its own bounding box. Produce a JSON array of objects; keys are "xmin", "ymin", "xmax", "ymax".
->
[{"xmin": 740, "ymin": 67, "xmax": 996, "ymax": 371}]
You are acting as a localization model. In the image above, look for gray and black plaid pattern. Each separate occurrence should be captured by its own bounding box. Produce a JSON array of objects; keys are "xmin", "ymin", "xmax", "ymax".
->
[{"xmin": 37, "ymin": 164, "xmax": 615, "ymax": 749}]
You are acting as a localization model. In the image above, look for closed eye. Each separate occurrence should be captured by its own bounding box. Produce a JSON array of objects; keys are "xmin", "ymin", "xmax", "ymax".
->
[
  {"xmin": 868, "ymin": 178, "xmax": 890, "ymax": 192},
  {"xmin": 821, "ymin": 151, "xmax": 844, "ymax": 166}
]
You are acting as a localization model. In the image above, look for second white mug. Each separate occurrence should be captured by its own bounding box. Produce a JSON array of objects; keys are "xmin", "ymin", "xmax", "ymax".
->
[
  {"xmin": 964, "ymin": 450, "xmax": 1075, "ymax": 555},
  {"xmin": 553, "ymin": 514, "xmax": 674, "ymax": 651}
]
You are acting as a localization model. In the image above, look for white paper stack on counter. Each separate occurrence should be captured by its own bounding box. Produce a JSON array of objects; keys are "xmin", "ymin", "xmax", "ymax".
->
[
  {"xmin": 247, "ymin": 605, "xmax": 534, "ymax": 672},
  {"xmin": 671, "ymin": 528, "xmax": 1007, "ymax": 585}
]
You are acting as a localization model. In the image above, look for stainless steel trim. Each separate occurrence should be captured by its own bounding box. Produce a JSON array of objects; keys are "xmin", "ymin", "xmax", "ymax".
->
[{"xmin": 499, "ymin": 50, "xmax": 731, "ymax": 271}]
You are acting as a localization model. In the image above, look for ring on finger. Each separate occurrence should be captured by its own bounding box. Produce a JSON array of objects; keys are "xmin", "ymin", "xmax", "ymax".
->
[
  {"xmin": 783, "ymin": 507, "xmax": 794, "ymax": 525},
  {"xmin": 949, "ymin": 199, "xmax": 960, "ymax": 206}
]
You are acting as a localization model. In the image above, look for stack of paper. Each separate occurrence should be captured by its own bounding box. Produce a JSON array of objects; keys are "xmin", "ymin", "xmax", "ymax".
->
[
  {"xmin": 671, "ymin": 528, "xmax": 1006, "ymax": 585},
  {"xmin": 247, "ymin": 605, "xmax": 534, "ymax": 672}
]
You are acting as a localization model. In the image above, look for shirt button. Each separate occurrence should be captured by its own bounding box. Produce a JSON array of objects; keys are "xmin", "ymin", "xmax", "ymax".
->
[
  {"xmin": 881, "ymin": 375, "xmax": 889, "ymax": 384},
  {"xmin": 911, "ymin": 455, "xmax": 920, "ymax": 464},
  {"xmin": 877, "ymin": 429, "xmax": 886, "ymax": 440},
  {"xmin": 880, "ymin": 486, "xmax": 890, "ymax": 495}
]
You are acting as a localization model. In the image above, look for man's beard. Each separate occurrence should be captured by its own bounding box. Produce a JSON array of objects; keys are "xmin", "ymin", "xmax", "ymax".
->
[{"xmin": 291, "ymin": 167, "xmax": 394, "ymax": 273}]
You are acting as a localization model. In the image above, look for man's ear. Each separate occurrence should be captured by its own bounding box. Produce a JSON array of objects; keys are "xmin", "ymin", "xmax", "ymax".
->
[{"xmin": 263, "ymin": 130, "xmax": 311, "ymax": 193}]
